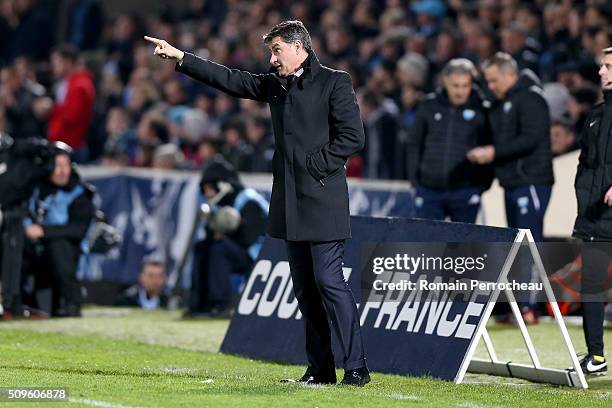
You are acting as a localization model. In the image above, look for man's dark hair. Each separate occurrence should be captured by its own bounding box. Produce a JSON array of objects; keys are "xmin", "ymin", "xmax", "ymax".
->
[
  {"xmin": 262, "ymin": 20, "xmax": 312, "ymax": 51},
  {"xmin": 141, "ymin": 259, "xmax": 165, "ymax": 273},
  {"xmin": 571, "ymin": 87, "xmax": 599, "ymax": 106},
  {"xmin": 482, "ymin": 52, "xmax": 518, "ymax": 75},
  {"xmin": 52, "ymin": 43, "xmax": 78, "ymax": 63}
]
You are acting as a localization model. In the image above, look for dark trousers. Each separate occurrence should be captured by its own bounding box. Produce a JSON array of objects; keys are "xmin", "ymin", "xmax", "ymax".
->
[
  {"xmin": 580, "ymin": 243, "xmax": 610, "ymax": 357},
  {"xmin": 190, "ymin": 237, "xmax": 252, "ymax": 311},
  {"xmin": 505, "ymin": 184, "xmax": 552, "ymax": 308},
  {"xmin": 286, "ymin": 240, "xmax": 366, "ymax": 373},
  {"xmin": 504, "ymin": 184, "xmax": 551, "ymax": 241},
  {"xmin": 0, "ymin": 208, "xmax": 26, "ymax": 311},
  {"xmin": 24, "ymin": 238, "xmax": 82, "ymax": 313},
  {"xmin": 415, "ymin": 186, "xmax": 481, "ymax": 223}
]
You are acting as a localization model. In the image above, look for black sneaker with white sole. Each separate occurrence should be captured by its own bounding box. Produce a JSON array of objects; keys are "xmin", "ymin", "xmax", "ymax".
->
[{"xmin": 571, "ymin": 354, "xmax": 607, "ymax": 376}]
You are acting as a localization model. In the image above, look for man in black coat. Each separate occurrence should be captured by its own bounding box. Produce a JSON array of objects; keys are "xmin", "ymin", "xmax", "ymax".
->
[
  {"xmin": 570, "ymin": 46, "xmax": 612, "ymax": 376},
  {"xmin": 144, "ymin": 20, "xmax": 369, "ymax": 386},
  {"xmin": 408, "ymin": 58, "xmax": 492, "ymax": 223},
  {"xmin": 468, "ymin": 52, "xmax": 554, "ymax": 323}
]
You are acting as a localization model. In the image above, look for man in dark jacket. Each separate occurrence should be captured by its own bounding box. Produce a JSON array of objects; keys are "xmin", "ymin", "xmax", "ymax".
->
[
  {"xmin": 145, "ymin": 20, "xmax": 369, "ymax": 386},
  {"xmin": 469, "ymin": 52, "xmax": 554, "ymax": 323},
  {"xmin": 469, "ymin": 52, "xmax": 554, "ymax": 242},
  {"xmin": 185, "ymin": 155, "xmax": 268, "ymax": 317},
  {"xmin": 408, "ymin": 58, "xmax": 492, "ymax": 223},
  {"xmin": 22, "ymin": 144, "xmax": 95, "ymax": 317},
  {"xmin": 570, "ymin": 46, "xmax": 612, "ymax": 376}
]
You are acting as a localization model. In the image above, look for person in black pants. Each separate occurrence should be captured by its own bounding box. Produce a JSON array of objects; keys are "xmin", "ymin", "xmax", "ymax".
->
[
  {"xmin": 145, "ymin": 20, "xmax": 369, "ymax": 386},
  {"xmin": 571, "ymin": 46, "xmax": 612, "ymax": 376},
  {"xmin": 22, "ymin": 144, "xmax": 94, "ymax": 317},
  {"xmin": 408, "ymin": 58, "xmax": 493, "ymax": 223}
]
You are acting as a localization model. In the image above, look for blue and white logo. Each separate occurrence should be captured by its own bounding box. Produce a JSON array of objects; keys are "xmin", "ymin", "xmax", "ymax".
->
[
  {"xmin": 434, "ymin": 112, "xmax": 442, "ymax": 121},
  {"xmin": 503, "ymin": 101, "xmax": 512, "ymax": 113},
  {"xmin": 463, "ymin": 109, "xmax": 475, "ymax": 121}
]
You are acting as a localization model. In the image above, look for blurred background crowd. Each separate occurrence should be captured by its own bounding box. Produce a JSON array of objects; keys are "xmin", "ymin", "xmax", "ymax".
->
[{"xmin": 1, "ymin": 0, "xmax": 610, "ymax": 178}]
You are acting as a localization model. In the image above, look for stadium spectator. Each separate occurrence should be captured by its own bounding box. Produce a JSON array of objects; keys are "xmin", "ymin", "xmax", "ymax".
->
[
  {"xmin": 36, "ymin": 44, "xmax": 96, "ymax": 162},
  {"xmin": 22, "ymin": 144, "xmax": 95, "ymax": 317},
  {"xmin": 550, "ymin": 119, "xmax": 577, "ymax": 157},
  {"xmin": 358, "ymin": 88, "xmax": 401, "ymax": 179},
  {"xmin": 500, "ymin": 23, "xmax": 540, "ymax": 73},
  {"xmin": 408, "ymin": 58, "xmax": 492, "ymax": 223},
  {"xmin": 101, "ymin": 106, "xmax": 138, "ymax": 166},
  {"xmin": 114, "ymin": 259, "xmax": 168, "ymax": 309},
  {"xmin": 64, "ymin": 0, "xmax": 103, "ymax": 51},
  {"xmin": 9, "ymin": 0, "xmax": 52, "ymax": 62},
  {"xmin": 571, "ymin": 46, "xmax": 612, "ymax": 376},
  {"xmin": 185, "ymin": 155, "xmax": 268, "ymax": 317},
  {"xmin": 568, "ymin": 87, "xmax": 600, "ymax": 134},
  {"xmin": 152, "ymin": 143, "xmax": 184, "ymax": 170},
  {"xmin": 0, "ymin": 63, "xmax": 46, "ymax": 139},
  {"xmin": 241, "ymin": 113, "xmax": 274, "ymax": 173}
]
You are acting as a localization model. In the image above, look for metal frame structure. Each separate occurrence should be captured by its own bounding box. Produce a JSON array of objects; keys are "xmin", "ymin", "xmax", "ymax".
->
[{"xmin": 455, "ymin": 229, "xmax": 588, "ymax": 388}]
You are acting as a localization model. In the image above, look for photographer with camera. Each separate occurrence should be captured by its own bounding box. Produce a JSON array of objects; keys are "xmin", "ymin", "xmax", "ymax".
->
[
  {"xmin": 184, "ymin": 155, "xmax": 268, "ymax": 317},
  {"xmin": 21, "ymin": 143, "xmax": 95, "ymax": 318},
  {"xmin": 0, "ymin": 133, "xmax": 55, "ymax": 320}
]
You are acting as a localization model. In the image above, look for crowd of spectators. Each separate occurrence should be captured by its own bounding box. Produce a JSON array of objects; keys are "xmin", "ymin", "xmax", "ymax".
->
[{"xmin": 0, "ymin": 0, "xmax": 610, "ymax": 177}]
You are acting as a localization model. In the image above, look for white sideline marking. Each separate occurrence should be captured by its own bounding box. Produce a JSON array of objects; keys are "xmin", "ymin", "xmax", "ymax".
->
[
  {"xmin": 70, "ymin": 397, "xmax": 142, "ymax": 408},
  {"xmin": 385, "ymin": 393, "xmax": 419, "ymax": 401}
]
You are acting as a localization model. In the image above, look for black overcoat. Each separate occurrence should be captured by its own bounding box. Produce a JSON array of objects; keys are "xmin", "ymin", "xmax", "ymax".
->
[
  {"xmin": 573, "ymin": 91, "xmax": 612, "ymax": 240},
  {"xmin": 177, "ymin": 50, "xmax": 365, "ymax": 241}
]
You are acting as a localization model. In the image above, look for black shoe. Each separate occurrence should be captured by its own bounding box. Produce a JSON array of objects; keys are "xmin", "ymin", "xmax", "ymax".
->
[
  {"xmin": 281, "ymin": 367, "xmax": 336, "ymax": 385},
  {"xmin": 571, "ymin": 354, "xmax": 607, "ymax": 376},
  {"xmin": 340, "ymin": 367, "xmax": 371, "ymax": 386},
  {"xmin": 53, "ymin": 304, "xmax": 81, "ymax": 318},
  {"xmin": 2, "ymin": 306, "xmax": 50, "ymax": 321}
]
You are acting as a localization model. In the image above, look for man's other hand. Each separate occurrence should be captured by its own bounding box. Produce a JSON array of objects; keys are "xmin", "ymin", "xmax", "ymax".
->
[
  {"xmin": 467, "ymin": 145, "xmax": 495, "ymax": 164},
  {"xmin": 26, "ymin": 224, "xmax": 45, "ymax": 240},
  {"xmin": 144, "ymin": 36, "xmax": 185, "ymax": 62},
  {"xmin": 604, "ymin": 186, "xmax": 612, "ymax": 206}
]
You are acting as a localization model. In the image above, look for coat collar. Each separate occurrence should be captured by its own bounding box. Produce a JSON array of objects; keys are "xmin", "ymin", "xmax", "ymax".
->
[{"xmin": 269, "ymin": 50, "xmax": 322, "ymax": 86}]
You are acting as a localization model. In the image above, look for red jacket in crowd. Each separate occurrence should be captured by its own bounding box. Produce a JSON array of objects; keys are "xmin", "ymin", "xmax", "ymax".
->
[{"xmin": 48, "ymin": 69, "xmax": 95, "ymax": 150}]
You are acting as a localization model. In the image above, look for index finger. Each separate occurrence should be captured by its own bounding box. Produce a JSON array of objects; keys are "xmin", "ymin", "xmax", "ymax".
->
[{"xmin": 143, "ymin": 36, "xmax": 163, "ymax": 45}]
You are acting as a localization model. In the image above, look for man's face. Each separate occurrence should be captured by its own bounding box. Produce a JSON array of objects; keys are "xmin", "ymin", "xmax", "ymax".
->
[
  {"xmin": 51, "ymin": 52, "xmax": 69, "ymax": 80},
  {"xmin": 550, "ymin": 124, "xmax": 574, "ymax": 155},
  {"xmin": 268, "ymin": 36, "xmax": 303, "ymax": 77},
  {"xmin": 484, "ymin": 65, "xmax": 517, "ymax": 100},
  {"xmin": 599, "ymin": 53, "xmax": 612, "ymax": 91},
  {"xmin": 50, "ymin": 154, "xmax": 72, "ymax": 187},
  {"xmin": 139, "ymin": 263, "xmax": 166, "ymax": 296},
  {"xmin": 202, "ymin": 183, "xmax": 218, "ymax": 200},
  {"xmin": 444, "ymin": 73, "xmax": 472, "ymax": 106}
]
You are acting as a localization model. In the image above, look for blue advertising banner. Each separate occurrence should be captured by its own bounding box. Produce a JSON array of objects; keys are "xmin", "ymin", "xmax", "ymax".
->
[
  {"xmin": 220, "ymin": 216, "xmax": 519, "ymax": 381},
  {"xmin": 79, "ymin": 168, "xmax": 415, "ymax": 286}
]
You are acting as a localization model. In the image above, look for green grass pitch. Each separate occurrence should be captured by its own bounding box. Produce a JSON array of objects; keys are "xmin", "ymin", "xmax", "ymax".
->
[{"xmin": 0, "ymin": 308, "xmax": 610, "ymax": 407}]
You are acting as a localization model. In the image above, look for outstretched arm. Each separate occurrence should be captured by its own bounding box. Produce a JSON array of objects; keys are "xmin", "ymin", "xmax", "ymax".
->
[{"xmin": 144, "ymin": 36, "xmax": 268, "ymax": 101}]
